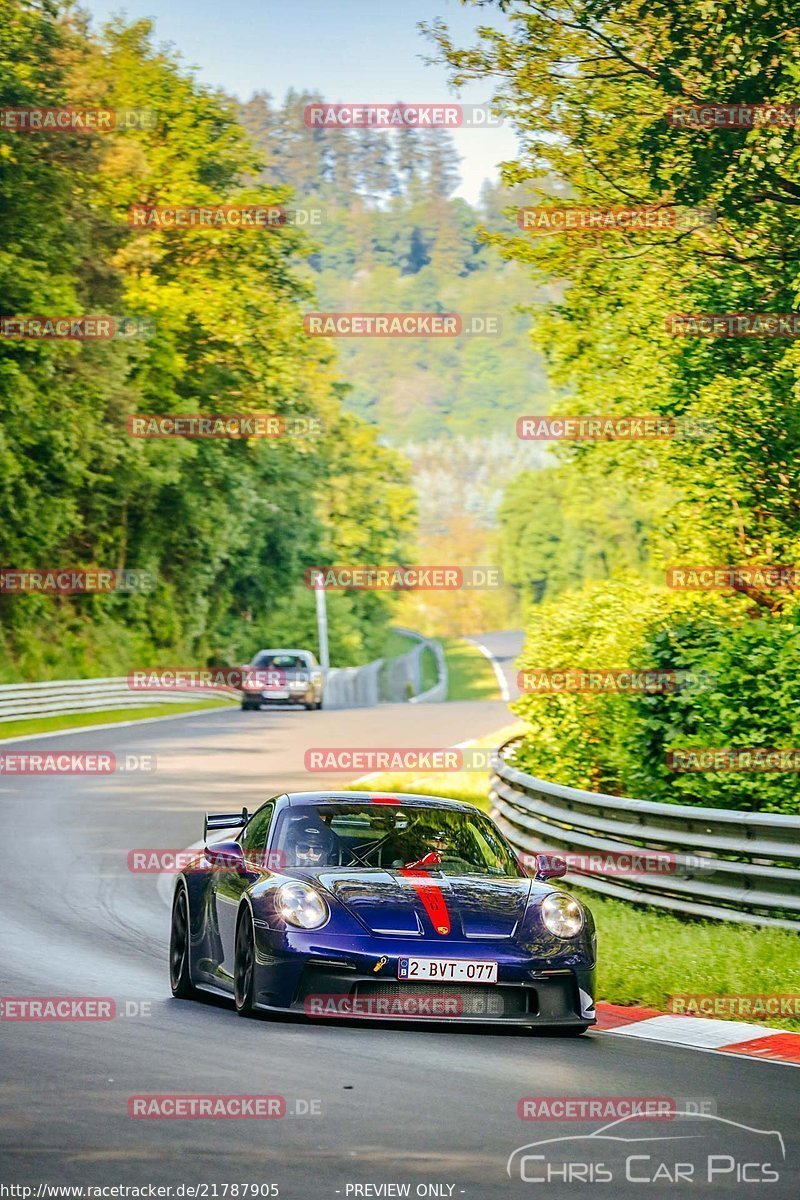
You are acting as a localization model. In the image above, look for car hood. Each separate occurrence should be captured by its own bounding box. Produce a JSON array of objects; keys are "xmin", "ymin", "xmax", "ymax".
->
[{"xmin": 314, "ymin": 868, "xmax": 533, "ymax": 939}]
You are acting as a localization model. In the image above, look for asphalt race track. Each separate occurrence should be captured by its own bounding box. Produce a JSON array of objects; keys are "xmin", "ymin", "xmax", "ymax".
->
[{"xmin": 1, "ymin": 638, "xmax": 797, "ymax": 1198}]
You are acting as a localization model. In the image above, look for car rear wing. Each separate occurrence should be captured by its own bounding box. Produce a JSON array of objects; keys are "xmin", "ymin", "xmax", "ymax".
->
[{"xmin": 204, "ymin": 807, "xmax": 249, "ymax": 840}]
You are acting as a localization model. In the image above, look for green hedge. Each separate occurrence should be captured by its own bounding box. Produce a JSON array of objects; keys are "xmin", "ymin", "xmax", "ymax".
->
[{"xmin": 511, "ymin": 577, "xmax": 800, "ymax": 813}]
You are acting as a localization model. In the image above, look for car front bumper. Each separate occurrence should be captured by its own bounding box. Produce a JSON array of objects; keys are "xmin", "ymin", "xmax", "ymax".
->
[
  {"xmin": 250, "ymin": 928, "xmax": 595, "ymax": 1026},
  {"xmin": 242, "ymin": 688, "xmax": 315, "ymax": 705}
]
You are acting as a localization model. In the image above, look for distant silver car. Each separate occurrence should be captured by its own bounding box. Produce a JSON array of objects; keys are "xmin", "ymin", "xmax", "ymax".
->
[{"xmin": 241, "ymin": 648, "xmax": 324, "ymax": 711}]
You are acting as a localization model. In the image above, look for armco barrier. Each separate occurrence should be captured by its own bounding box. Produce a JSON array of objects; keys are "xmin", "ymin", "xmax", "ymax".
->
[
  {"xmin": 326, "ymin": 628, "xmax": 447, "ymax": 709},
  {"xmin": 0, "ymin": 677, "xmax": 237, "ymax": 724},
  {"xmin": 378, "ymin": 627, "xmax": 448, "ymax": 704},
  {"xmin": 409, "ymin": 639, "xmax": 448, "ymax": 704},
  {"xmin": 325, "ymin": 660, "xmax": 383, "ymax": 709},
  {"xmin": 490, "ymin": 740, "xmax": 800, "ymax": 930},
  {"xmin": 0, "ymin": 630, "xmax": 448, "ymax": 722}
]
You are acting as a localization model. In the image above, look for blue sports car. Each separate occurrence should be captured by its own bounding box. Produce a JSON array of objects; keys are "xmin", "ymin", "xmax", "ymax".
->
[{"xmin": 169, "ymin": 791, "xmax": 597, "ymax": 1033}]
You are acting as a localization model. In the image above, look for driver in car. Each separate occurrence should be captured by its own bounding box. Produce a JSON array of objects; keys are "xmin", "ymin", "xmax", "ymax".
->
[
  {"xmin": 399, "ymin": 828, "xmax": 449, "ymax": 869},
  {"xmin": 286, "ymin": 820, "xmax": 337, "ymax": 867}
]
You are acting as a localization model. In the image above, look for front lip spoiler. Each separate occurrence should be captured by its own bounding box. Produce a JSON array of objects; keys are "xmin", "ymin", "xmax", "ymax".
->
[
  {"xmin": 187, "ymin": 977, "xmax": 594, "ymax": 1026},
  {"xmin": 256, "ymin": 1006, "xmax": 595, "ymax": 1028},
  {"xmin": 191, "ymin": 979, "xmax": 594, "ymax": 1027}
]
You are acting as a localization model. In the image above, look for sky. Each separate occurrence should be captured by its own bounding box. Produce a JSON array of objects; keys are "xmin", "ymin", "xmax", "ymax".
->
[{"xmin": 82, "ymin": 0, "xmax": 520, "ymax": 203}]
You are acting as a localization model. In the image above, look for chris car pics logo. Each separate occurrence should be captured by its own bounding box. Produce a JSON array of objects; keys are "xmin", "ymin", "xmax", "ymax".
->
[{"xmin": 507, "ymin": 1112, "xmax": 784, "ymax": 1185}]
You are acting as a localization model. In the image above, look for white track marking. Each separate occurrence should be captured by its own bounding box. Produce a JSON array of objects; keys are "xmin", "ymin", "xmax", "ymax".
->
[{"xmin": 464, "ymin": 638, "xmax": 510, "ymax": 702}]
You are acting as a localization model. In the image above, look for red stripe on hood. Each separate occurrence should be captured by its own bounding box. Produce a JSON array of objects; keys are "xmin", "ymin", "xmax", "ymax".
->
[{"xmin": 399, "ymin": 868, "xmax": 451, "ymax": 935}]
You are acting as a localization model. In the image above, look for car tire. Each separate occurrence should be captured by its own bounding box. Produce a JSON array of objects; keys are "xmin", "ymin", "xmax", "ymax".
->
[
  {"xmin": 241, "ymin": 701, "xmax": 259, "ymax": 711},
  {"xmin": 169, "ymin": 885, "xmax": 196, "ymax": 999},
  {"xmin": 315, "ymin": 696, "xmax": 323, "ymax": 710},
  {"xmin": 234, "ymin": 907, "xmax": 257, "ymax": 1016},
  {"xmin": 303, "ymin": 691, "xmax": 316, "ymax": 710}
]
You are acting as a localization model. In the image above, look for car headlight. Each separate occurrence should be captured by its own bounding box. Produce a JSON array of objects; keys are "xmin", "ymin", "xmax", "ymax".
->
[
  {"xmin": 275, "ymin": 882, "xmax": 329, "ymax": 929},
  {"xmin": 541, "ymin": 893, "xmax": 584, "ymax": 938}
]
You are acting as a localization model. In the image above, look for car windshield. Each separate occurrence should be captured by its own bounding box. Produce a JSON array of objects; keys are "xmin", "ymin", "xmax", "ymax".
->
[
  {"xmin": 271, "ymin": 803, "xmax": 523, "ymax": 876},
  {"xmin": 252, "ymin": 652, "xmax": 307, "ymax": 670}
]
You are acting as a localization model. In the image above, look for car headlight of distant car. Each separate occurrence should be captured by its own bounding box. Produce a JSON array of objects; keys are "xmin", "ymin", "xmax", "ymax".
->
[
  {"xmin": 541, "ymin": 893, "xmax": 584, "ymax": 938},
  {"xmin": 275, "ymin": 882, "xmax": 329, "ymax": 929}
]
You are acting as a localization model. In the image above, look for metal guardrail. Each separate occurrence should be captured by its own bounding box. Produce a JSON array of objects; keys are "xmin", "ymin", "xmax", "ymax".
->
[
  {"xmin": 380, "ymin": 627, "xmax": 448, "ymax": 704},
  {"xmin": 409, "ymin": 639, "xmax": 448, "ymax": 704},
  {"xmin": 490, "ymin": 740, "xmax": 800, "ymax": 930},
  {"xmin": 0, "ymin": 629, "xmax": 448, "ymax": 722},
  {"xmin": 0, "ymin": 677, "xmax": 237, "ymax": 724},
  {"xmin": 325, "ymin": 661, "xmax": 384, "ymax": 709},
  {"xmin": 326, "ymin": 629, "xmax": 447, "ymax": 708}
]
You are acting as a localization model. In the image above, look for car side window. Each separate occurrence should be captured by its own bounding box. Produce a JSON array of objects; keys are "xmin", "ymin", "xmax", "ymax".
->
[{"xmin": 241, "ymin": 801, "xmax": 275, "ymax": 863}]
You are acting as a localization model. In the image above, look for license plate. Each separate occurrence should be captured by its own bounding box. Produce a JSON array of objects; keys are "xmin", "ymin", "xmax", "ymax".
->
[
  {"xmin": 265, "ymin": 690, "xmax": 289, "ymax": 699},
  {"xmin": 397, "ymin": 957, "xmax": 497, "ymax": 983}
]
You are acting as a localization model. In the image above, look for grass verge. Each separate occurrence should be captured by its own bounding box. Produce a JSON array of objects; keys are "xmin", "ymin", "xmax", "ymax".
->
[
  {"xmin": 382, "ymin": 629, "xmax": 420, "ymax": 659},
  {"xmin": 0, "ymin": 698, "xmax": 237, "ymax": 740},
  {"xmin": 349, "ymin": 723, "xmax": 523, "ymax": 808},
  {"xmin": 380, "ymin": 632, "xmax": 498, "ymax": 700},
  {"xmin": 420, "ymin": 645, "xmax": 440, "ymax": 692},
  {"xmin": 572, "ymin": 885, "xmax": 800, "ymax": 1032},
  {"xmin": 441, "ymin": 636, "xmax": 501, "ymax": 701},
  {"xmin": 351, "ymin": 727, "xmax": 800, "ymax": 1032}
]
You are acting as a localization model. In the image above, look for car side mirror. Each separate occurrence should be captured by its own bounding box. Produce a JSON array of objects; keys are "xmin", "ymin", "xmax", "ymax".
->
[
  {"xmin": 204, "ymin": 840, "xmax": 246, "ymax": 872},
  {"xmin": 534, "ymin": 853, "xmax": 567, "ymax": 880}
]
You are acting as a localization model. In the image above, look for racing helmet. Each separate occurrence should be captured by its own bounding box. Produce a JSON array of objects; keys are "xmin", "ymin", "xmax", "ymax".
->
[{"xmin": 286, "ymin": 819, "xmax": 335, "ymax": 867}]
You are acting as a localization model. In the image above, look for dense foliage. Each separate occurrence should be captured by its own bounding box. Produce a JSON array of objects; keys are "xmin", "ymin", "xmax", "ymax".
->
[
  {"xmin": 0, "ymin": 2, "xmax": 415, "ymax": 679},
  {"xmin": 435, "ymin": 0, "xmax": 800, "ymax": 810},
  {"xmin": 239, "ymin": 89, "xmax": 552, "ymax": 441}
]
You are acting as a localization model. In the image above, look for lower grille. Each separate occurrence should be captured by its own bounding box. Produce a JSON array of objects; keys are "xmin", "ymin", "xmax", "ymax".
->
[{"xmin": 354, "ymin": 980, "xmax": 529, "ymax": 1017}]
